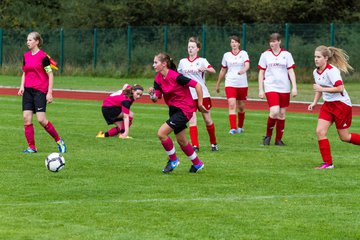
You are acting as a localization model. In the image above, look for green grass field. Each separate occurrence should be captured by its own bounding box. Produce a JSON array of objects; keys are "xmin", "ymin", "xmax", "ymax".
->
[{"xmin": 1, "ymin": 94, "xmax": 360, "ymax": 239}]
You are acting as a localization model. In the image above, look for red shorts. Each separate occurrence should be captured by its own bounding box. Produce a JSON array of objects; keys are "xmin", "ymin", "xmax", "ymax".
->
[
  {"xmin": 319, "ymin": 101, "xmax": 352, "ymax": 129},
  {"xmin": 265, "ymin": 92, "xmax": 290, "ymax": 108},
  {"xmin": 194, "ymin": 97, "xmax": 212, "ymax": 111},
  {"xmin": 225, "ymin": 87, "xmax": 248, "ymax": 100}
]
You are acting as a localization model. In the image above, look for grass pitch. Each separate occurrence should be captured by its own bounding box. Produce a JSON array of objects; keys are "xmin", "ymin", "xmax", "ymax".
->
[{"xmin": 1, "ymin": 95, "xmax": 360, "ymax": 239}]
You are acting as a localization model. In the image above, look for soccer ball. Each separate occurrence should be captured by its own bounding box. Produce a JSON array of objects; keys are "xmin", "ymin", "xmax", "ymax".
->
[{"xmin": 45, "ymin": 153, "xmax": 65, "ymax": 172}]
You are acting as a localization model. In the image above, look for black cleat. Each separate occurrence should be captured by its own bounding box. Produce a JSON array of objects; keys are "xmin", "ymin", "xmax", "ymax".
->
[
  {"xmin": 275, "ymin": 140, "xmax": 285, "ymax": 146},
  {"xmin": 211, "ymin": 144, "xmax": 219, "ymax": 151},
  {"xmin": 189, "ymin": 163, "xmax": 204, "ymax": 173},
  {"xmin": 193, "ymin": 146, "xmax": 199, "ymax": 152},
  {"xmin": 263, "ymin": 136, "xmax": 271, "ymax": 145},
  {"xmin": 162, "ymin": 159, "xmax": 179, "ymax": 173}
]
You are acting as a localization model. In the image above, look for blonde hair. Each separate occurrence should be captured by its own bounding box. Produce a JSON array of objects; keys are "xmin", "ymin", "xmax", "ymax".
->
[
  {"xmin": 315, "ymin": 45, "xmax": 353, "ymax": 74},
  {"xmin": 28, "ymin": 32, "xmax": 43, "ymax": 48}
]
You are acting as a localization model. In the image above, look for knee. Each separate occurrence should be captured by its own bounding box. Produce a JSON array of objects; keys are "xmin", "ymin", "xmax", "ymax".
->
[
  {"xmin": 339, "ymin": 134, "xmax": 351, "ymax": 143},
  {"xmin": 228, "ymin": 102, "xmax": 236, "ymax": 110},
  {"xmin": 176, "ymin": 138, "xmax": 187, "ymax": 147},
  {"xmin": 157, "ymin": 131, "xmax": 167, "ymax": 142},
  {"xmin": 315, "ymin": 128, "xmax": 327, "ymax": 139}
]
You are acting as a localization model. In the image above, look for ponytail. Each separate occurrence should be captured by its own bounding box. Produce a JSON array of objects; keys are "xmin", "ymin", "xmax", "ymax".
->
[
  {"xmin": 316, "ymin": 45, "xmax": 353, "ymax": 74},
  {"xmin": 155, "ymin": 52, "xmax": 177, "ymax": 71}
]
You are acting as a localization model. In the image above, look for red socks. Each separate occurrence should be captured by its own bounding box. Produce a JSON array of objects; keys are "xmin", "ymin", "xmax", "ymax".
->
[
  {"xmin": 181, "ymin": 143, "xmax": 201, "ymax": 165},
  {"xmin": 189, "ymin": 126, "xmax": 199, "ymax": 148},
  {"xmin": 350, "ymin": 133, "xmax": 360, "ymax": 145},
  {"xmin": 266, "ymin": 117, "xmax": 277, "ymax": 137},
  {"xmin": 24, "ymin": 124, "xmax": 35, "ymax": 149},
  {"xmin": 237, "ymin": 112, "xmax": 245, "ymax": 128},
  {"xmin": 229, "ymin": 114, "xmax": 236, "ymax": 130},
  {"xmin": 275, "ymin": 119, "xmax": 285, "ymax": 142},
  {"xmin": 44, "ymin": 121, "xmax": 60, "ymax": 142},
  {"xmin": 161, "ymin": 137, "xmax": 177, "ymax": 161},
  {"xmin": 318, "ymin": 139, "xmax": 332, "ymax": 164},
  {"xmin": 206, "ymin": 123, "xmax": 217, "ymax": 145},
  {"xmin": 106, "ymin": 127, "xmax": 121, "ymax": 137}
]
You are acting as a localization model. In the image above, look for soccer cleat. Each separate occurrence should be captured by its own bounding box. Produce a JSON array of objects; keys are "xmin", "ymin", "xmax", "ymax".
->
[
  {"xmin": 211, "ymin": 144, "xmax": 219, "ymax": 151},
  {"xmin": 315, "ymin": 163, "xmax": 334, "ymax": 170},
  {"xmin": 275, "ymin": 140, "xmax": 285, "ymax": 146},
  {"xmin": 162, "ymin": 158, "xmax": 180, "ymax": 173},
  {"xmin": 263, "ymin": 136, "xmax": 271, "ymax": 145},
  {"xmin": 189, "ymin": 162, "xmax": 204, "ymax": 173},
  {"xmin": 229, "ymin": 129, "xmax": 238, "ymax": 134},
  {"xmin": 23, "ymin": 147, "xmax": 37, "ymax": 153},
  {"xmin": 96, "ymin": 131, "xmax": 105, "ymax": 138},
  {"xmin": 237, "ymin": 128, "xmax": 244, "ymax": 133},
  {"xmin": 193, "ymin": 146, "xmax": 200, "ymax": 152},
  {"xmin": 57, "ymin": 138, "xmax": 67, "ymax": 153}
]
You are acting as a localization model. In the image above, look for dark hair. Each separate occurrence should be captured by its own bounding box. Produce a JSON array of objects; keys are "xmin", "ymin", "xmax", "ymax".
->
[
  {"xmin": 123, "ymin": 84, "xmax": 144, "ymax": 99},
  {"xmin": 230, "ymin": 35, "xmax": 240, "ymax": 43},
  {"xmin": 269, "ymin": 33, "xmax": 281, "ymax": 42},
  {"xmin": 189, "ymin": 36, "xmax": 201, "ymax": 49},
  {"xmin": 155, "ymin": 52, "xmax": 177, "ymax": 71},
  {"xmin": 28, "ymin": 31, "xmax": 43, "ymax": 47}
]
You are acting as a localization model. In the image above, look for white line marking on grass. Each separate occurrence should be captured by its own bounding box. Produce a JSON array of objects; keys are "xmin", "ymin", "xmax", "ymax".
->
[{"xmin": 1, "ymin": 193, "xmax": 357, "ymax": 207}]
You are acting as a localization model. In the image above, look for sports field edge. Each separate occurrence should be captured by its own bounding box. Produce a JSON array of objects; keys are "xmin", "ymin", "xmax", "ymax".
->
[{"xmin": 2, "ymin": 86, "xmax": 360, "ymax": 116}]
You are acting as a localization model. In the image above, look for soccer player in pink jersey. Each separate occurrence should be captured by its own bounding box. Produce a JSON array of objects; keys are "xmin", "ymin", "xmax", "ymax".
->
[
  {"xmin": 18, "ymin": 32, "xmax": 67, "ymax": 153},
  {"xmin": 258, "ymin": 33, "xmax": 297, "ymax": 146},
  {"xmin": 178, "ymin": 37, "xmax": 218, "ymax": 152},
  {"xmin": 308, "ymin": 46, "xmax": 360, "ymax": 169},
  {"xmin": 96, "ymin": 84, "xmax": 144, "ymax": 139},
  {"xmin": 148, "ymin": 52, "xmax": 208, "ymax": 173},
  {"xmin": 216, "ymin": 36, "xmax": 250, "ymax": 134}
]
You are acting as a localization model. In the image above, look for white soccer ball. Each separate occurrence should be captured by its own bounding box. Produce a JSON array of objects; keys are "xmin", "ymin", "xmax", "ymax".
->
[{"xmin": 45, "ymin": 153, "xmax": 65, "ymax": 172}]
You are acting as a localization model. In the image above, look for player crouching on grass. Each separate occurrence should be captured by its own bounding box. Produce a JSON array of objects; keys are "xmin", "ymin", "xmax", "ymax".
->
[
  {"xmin": 96, "ymin": 84, "xmax": 144, "ymax": 139},
  {"xmin": 148, "ymin": 52, "xmax": 208, "ymax": 174}
]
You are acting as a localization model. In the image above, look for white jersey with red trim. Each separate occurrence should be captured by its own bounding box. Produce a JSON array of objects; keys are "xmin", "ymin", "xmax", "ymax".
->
[
  {"xmin": 258, "ymin": 48, "xmax": 295, "ymax": 93},
  {"xmin": 178, "ymin": 56, "xmax": 212, "ymax": 99},
  {"xmin": 313, "ymin": 64, "xmax": 351, "ymax": 106},
  {"xmin": 221, "ymin": 50, "xmax": 250, "ymax": 88}
]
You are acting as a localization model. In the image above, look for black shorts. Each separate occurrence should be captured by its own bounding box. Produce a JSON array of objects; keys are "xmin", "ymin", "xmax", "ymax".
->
[
  {"xmin": 166, "ymin": 106, "xmax": 189, "ymax": 134},
  {"xmin": 22, "ymin": 87, "xmax": 47, "ymax": 112},
  {"xmin": 102, "ymin": 106, "xmax": 123, "ymax": 125}
]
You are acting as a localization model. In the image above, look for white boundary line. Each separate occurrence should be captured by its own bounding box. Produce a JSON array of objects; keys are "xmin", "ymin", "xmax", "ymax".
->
[{"xmin": 0, "ymin": 193, "xmax": 355, "ymax": 207}]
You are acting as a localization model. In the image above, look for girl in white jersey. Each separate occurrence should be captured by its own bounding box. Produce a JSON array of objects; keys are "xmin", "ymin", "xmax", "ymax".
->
[
  {"xmin": 258, "ymin": 33, "xmax": 297, "ymax": 146},
  {"xmin": 178, "ymin": 37, "xmax": 218, "ymax": 152},
  {"xmin": 308, "ymin": 45, "xmax": 360, "ymax": 169},
  {"xmin": 216, "ymin": 36, "xmax": 250, "ymax": 134}
]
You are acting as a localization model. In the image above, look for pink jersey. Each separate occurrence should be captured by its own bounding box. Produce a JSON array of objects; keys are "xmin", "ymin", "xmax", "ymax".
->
[
  {"xmin": 102, "ymin": 89, "xmax": 134, "ymax": 114},
  {"xmin": 22, "ymin": 49, "xmax": 51, "ymax": 93},
  {"xmin": 313, "ymin": 64, "xmax": 351, "ymax": 107},
  {"xmin": 154, "ymin": 69, "xmax": 197, "ymax": 119},
  {"xmin": 258, "ymin": 48, "xmax": 295, "ymax": 93},
  {"xmin": 178, "ymin": 56, "xmax": 212, "ymax": 99}
]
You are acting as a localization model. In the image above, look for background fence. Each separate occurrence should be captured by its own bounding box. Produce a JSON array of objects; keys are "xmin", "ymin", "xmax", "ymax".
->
[{"xmin": 1, "ymin": 23, "xmax": 359, "ymax": 80}]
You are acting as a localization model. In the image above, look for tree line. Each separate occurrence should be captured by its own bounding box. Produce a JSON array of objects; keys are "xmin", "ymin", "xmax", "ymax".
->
[{"xmin": 1, "ymin": 0, "xmax": 359, "ymax": 29}]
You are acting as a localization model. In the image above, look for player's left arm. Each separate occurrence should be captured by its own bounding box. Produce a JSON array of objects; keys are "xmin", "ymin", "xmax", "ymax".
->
[
  {"xmin": 120, "ymin": 113, "xmax": 130, "ymax": 138},
  {"xmin": 288, "ymin": 68, "xmax": 297, "ymax": 97},
  {"xmin": 43, "ymin": 56, "xmax": 54, "ymax": 103}
]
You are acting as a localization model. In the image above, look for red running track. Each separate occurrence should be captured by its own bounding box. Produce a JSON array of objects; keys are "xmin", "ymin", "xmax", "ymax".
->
[{"xmin": 2, "ymin": 87, "xmax": 360, "ymax": 116}]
